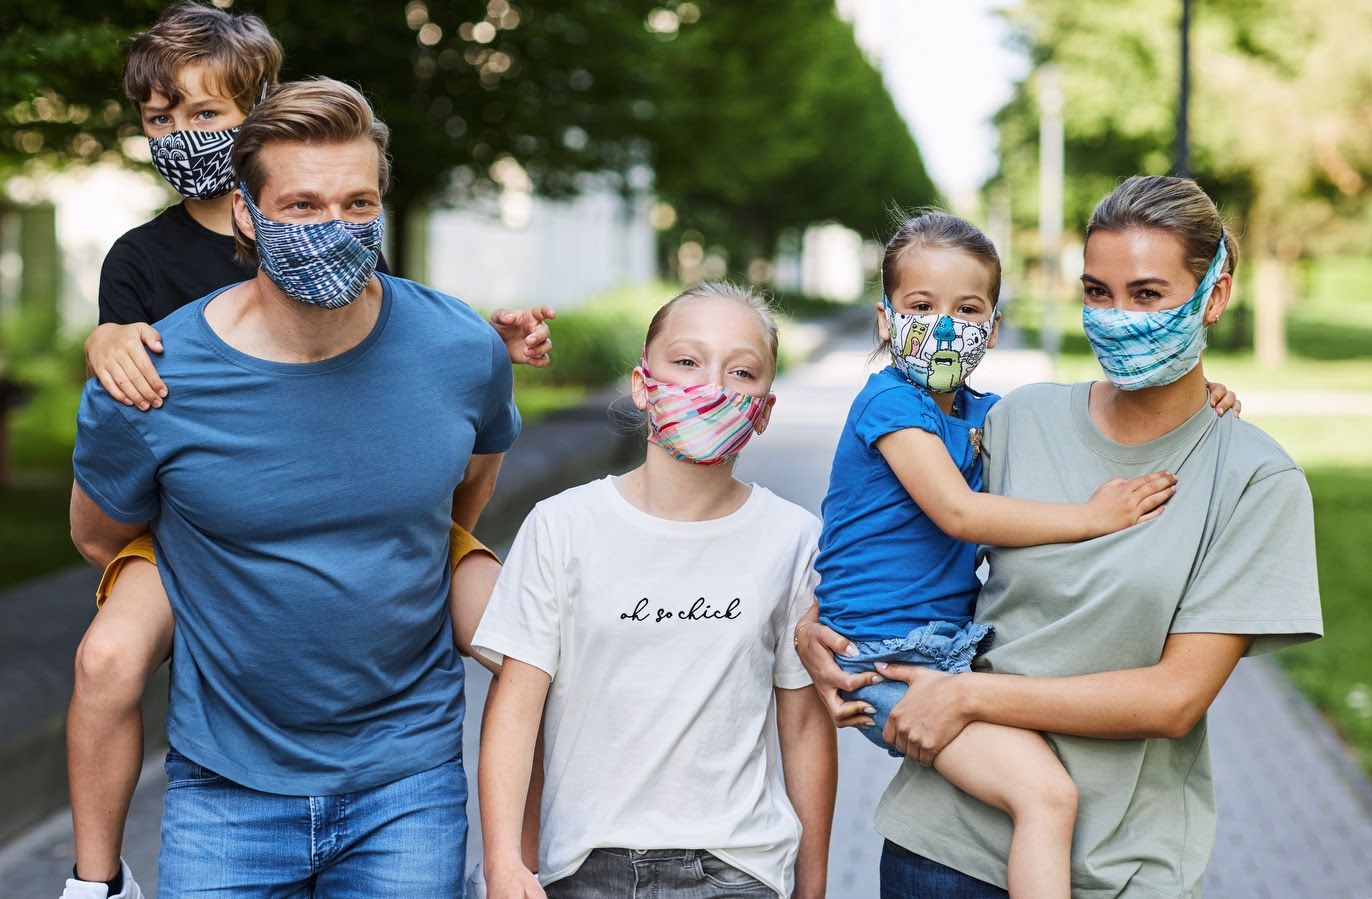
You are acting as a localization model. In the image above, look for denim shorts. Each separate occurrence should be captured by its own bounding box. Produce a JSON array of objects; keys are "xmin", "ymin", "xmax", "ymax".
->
[
  {"xmin": 834, "ymin": 620, "xmax": 993, "ymax": 757},
  {"xmin": 545, "ymin": 848, "xmax": 775, "ymax": 898}
]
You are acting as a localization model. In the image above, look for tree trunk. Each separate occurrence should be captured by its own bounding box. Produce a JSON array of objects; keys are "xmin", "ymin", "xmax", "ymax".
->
[
  {"xmin": 1247, "ymin": 206, "xmax": 1288, "ymax": 369},
  {"xmin": 1254, "ymin": 253, "xmax": 1287, "ymax": 368},
  {"xmin": 386, "ymin": 196, "xmax": 418, "ymax": 281}
]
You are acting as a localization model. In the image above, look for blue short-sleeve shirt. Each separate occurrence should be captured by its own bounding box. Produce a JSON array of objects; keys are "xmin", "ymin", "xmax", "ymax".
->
[
  {"xmin": 815, "ymin": 366, "xmax": 998, "ymax": 641},
  {"xmin": 72, "ymin": 273, "xmax": 520, "ymax": 795}
]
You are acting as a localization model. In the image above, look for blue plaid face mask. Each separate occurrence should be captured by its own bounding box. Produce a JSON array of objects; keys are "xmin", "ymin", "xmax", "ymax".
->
[
  {"xmin": 1082, "ymin": 237, "xmax": 1226, "ymax": 391},
  {"xmin": 240, "ymin": 183, "xmax": 384, "ymax": 309}
]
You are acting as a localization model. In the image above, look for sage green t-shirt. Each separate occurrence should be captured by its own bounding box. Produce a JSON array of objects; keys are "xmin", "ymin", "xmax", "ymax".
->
[{"xmin": 874, "ymin": 381, "xmax": 1322, "ymax": 898}]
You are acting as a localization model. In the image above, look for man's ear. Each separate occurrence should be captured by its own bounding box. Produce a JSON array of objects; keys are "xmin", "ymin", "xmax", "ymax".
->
[{"xmin": 232, "ymin": 188, "xmax": 256, "ymax": 243}]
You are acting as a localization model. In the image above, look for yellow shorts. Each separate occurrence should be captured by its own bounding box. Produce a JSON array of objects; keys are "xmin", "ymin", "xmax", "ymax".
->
[{"xmin": 95, "ymin": 525, "xmax": 496, "ymax": 607}]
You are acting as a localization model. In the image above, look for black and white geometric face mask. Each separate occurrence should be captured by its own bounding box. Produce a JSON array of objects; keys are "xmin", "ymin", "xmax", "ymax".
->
[{"xmin": 148, "ymin": 127, "xmax": 240, "ymax": 200}]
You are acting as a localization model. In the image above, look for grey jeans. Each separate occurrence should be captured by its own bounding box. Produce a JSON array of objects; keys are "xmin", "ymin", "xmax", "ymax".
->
[{"xmin": 545, "ymin": 848, "xmax": 776, "ymax": 898}]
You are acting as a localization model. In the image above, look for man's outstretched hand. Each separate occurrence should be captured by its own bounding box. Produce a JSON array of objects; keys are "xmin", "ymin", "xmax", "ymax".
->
[{"xmin": 491, "ymin": 306, "xmax": 555, "ymax": 367}]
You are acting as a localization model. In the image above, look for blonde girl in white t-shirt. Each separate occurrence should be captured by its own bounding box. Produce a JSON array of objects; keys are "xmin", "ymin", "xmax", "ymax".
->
[{"xmin": 474, "ymin": 282, "xmax": 837, "ymax": 899}]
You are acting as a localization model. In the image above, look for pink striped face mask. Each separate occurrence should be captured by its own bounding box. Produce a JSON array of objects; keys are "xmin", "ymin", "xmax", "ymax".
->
[{"xmin": 636, "ymin": 360, "xmax": 772, "ymax": 465}]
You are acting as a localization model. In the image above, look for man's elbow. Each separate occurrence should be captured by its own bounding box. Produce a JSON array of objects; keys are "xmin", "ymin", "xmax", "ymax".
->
[{"xmin": 70, "ymin": 528, "xmax": 118, "ymax": 569}]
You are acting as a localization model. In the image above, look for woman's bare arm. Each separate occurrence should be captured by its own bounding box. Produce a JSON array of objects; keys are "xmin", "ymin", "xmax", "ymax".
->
[{"xmin": 879, "ymin": 631, "xmax": 1252, "ymax": 764}]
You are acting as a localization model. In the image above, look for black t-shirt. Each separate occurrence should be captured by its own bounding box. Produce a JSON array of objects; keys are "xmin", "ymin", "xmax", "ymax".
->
[{"xmin": 98, "ymin": 202, "xmax": 390, "ymax": 325}]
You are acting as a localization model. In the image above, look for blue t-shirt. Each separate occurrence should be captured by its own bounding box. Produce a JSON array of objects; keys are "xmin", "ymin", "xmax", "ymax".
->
[
  {"xmin": 72, "ymin": 274, "xmax": 521, "ymax": 795},
  {"xmin": 815, "ymin": 367, "xmax": 999, "ymax": 641}
]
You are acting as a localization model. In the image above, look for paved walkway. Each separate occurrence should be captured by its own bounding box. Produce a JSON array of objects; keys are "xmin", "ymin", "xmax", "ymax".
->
[{"xmin": 4, "ymin": 330, "xmax": 1371, "ymax": 896}]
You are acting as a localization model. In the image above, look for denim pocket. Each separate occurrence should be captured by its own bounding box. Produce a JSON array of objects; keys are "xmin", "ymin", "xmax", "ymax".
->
[
  {"xmin": 695, "ymin": 853, "xmax": 770, "ymax": 891},
  {"xmin": 164, "ymin": 747, "xmax": 224, "ymax": 788}
]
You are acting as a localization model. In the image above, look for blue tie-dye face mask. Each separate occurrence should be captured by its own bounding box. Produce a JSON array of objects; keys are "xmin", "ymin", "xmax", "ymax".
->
[
  {"xmin": 1081, "ymin": 236, "xmax": 1227, "ymax": 391},
  {"xmin": 240, "ymin": 183, "xmax": 384, "ymax": 309}
]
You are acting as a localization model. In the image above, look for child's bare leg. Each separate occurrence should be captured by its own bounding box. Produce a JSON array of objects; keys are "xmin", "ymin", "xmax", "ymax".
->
[
  {"xmin": 67, "ymin": 559, "xmax": 173, "ymax": 882},
  {"xmin": 932, "ymin": 721, "xmax": 1077, "ymax": 899},
  {"xmin": 450, "ymin": 551, "xmax": 543, "ymax": 870}
]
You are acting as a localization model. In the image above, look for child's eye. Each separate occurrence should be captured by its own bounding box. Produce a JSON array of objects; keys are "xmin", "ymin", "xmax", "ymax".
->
[
  {"xmin": 673, "ymin": 358, "xmax": 697, "ymax": 368},
  {"xmin": 149, "ymin": 115, "xmax": 171, "ymax": 126},
  {"xmin": 958, "ymin": 305, "xmax": 981, "ymax": 316},
  {"xmin": 731, "ymin": 369, "xmax": 755, "ymax": 380},
  {"xmin": 911, "ymin": 303, "xmax": 933, "ymax": 313},
  {"xmin": 195, "ymin": 111, "xmax": 217, "ymax": 121}
]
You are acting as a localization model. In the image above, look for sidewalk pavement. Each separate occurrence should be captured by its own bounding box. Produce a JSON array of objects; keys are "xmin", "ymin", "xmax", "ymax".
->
[{"xmin": 3, "ymin": 323, "xmax": 1370, "ymax": 896}]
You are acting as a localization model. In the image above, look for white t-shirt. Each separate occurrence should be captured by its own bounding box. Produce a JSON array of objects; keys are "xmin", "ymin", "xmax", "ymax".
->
[{"xmin": 473, "ymin": 476, "xmax": 820, "ymax": 897}]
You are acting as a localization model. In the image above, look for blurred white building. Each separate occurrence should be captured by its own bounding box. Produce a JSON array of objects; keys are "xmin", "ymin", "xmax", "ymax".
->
[{"xmin": 3, "ymin": 158, "xmax": 656, "ymax": 338}]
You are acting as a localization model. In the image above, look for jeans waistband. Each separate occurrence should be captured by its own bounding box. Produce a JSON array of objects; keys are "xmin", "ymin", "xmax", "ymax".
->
[{"xmin": 594, "ymin": 847, "xmax": 703, "ymax": 862}]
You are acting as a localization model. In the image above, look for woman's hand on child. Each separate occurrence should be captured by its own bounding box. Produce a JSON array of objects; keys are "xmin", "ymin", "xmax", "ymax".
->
[
  {"xmin": 85, "ymin": 322, "xmax": 166, "ymax": 410},
  {"xmin": 1205, "ymin": 380, "xmax": 1241, "ymax": 416},
  {"xmin": 484, "ymin": 860, "xmax": 547, "ymax": 899},
  {"xmin": 1086, "ymin": 470, "xmax": 1177, "ymax": 535},
  {"xmin": 491, "ymin": 305, "xmax": 556, "ymax": 368},
  {"xmin": 876, "ymin": 664, "xmax": 971, "ymax": 766},
  {"xmin": 793, "ymin": 604, "xmax": 880, "ymax": 729}
]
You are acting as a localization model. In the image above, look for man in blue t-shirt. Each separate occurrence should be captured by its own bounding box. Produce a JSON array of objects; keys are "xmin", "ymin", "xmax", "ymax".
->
[{"xmin": 70, "ymin": 79, "xmax": 519, "ymax": 895}]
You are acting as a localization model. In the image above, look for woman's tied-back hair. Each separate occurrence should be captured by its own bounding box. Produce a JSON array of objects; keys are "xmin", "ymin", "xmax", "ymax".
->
[
  {"xmin": 230, "ymin": 78, "xmax": 392, "ymax": 265},
  {"xmin": 876, "ymin": 210, "xmax": 1002, "ymax": 356},
  {"xmin": 644, "ymin": 281, "xmax": 781, "ymax": 366},
  {"xmin": 124, "ymin": 2, "xmax": 284, "ymax": 116},
  {"xmin": 1087, "ymin": 176, "xmax": 1239, "ymax": 282}
]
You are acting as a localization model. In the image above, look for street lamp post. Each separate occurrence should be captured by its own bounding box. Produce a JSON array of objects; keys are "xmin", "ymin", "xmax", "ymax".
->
[
  {"xmin": 1175, "ymin": 0, "xmax": 1192, "ymax": 177},
  {"xmin": 1038, "ymin": 64, "xmax": 1064, "ymax": 358}
]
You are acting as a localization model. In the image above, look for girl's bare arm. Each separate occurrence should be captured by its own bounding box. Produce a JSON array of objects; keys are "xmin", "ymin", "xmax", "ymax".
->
[{"xmin": 776, "ymin": 684, "xmax": 837, "ymax": 899}]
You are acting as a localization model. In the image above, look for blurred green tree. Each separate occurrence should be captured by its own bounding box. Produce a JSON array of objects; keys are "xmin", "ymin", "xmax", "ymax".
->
[
  {"xmin": 991, "ymin": 0, "xmax": 1372, "ymax": 362},
  {"xmin": 1, "ymin": 0, "xmax": 937, "ymax": 275},
  {"xmin": 646, "ymin": 0, "xmax": 937, "ymax": 265}
]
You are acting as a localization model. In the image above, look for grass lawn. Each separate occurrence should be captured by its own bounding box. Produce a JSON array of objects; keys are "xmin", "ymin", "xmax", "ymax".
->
[{"xmin": 1275, "ymin": 466, "xmax": 1372, "ymax": 773}]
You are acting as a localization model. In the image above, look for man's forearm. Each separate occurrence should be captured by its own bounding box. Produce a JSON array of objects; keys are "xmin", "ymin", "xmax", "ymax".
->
[
  {"xmin": 69, "ymin": 482, "xmax": 148, "ymax": 568},
  {"xmin": 452, "ymin": 453, "xmax": 504, "ymax": 531}
]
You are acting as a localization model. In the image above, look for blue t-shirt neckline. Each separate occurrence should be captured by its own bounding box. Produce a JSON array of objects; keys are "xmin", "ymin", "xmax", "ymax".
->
[
  {"xmin": 876, "ymin": 365, "xmax": 993, "ymax": 431},
  {"xmin": 194, "ymin": 274, "xmax": 393, "ymax": 377}
]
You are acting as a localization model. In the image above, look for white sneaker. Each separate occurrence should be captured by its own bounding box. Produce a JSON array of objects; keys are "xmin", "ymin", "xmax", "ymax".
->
[
  {"xmin": 464, "ymin": 862, "xmax": 488, "ymax": 899},
  {"xmin": 60, "ymin": 859, "xmax": 143, "ymax": 899}
]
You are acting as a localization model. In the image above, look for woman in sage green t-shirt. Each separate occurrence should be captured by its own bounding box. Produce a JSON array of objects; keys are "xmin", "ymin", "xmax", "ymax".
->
[{"xmin": 797, "ymin": 175, "xmax": 1322, "ymax": 899}]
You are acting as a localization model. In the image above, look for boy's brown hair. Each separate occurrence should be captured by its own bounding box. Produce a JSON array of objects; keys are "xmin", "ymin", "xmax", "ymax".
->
[{"xmin": 124, "ymin": 2, "xmax": 284, "ymax": 115}]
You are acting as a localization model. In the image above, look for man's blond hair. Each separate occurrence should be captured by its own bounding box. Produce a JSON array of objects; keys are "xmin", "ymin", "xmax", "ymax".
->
[{"xmin": 231, "ymin": 79, "xmax": 392, "ymax": 265}]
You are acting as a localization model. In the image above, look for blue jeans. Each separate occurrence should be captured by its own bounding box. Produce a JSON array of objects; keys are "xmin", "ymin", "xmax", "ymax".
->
[
  {"xmin": 158, "ymin": 747, "xmax": 467, "ymax": 897},
  {"xmin": 545, "ymin": 849, "xmax": 773, "ymax": 898},
  {"xmin": 880, "ymin": 840, "xmax": 1007, "ymax": 899},
  {"xmin": 834, "ymin": 620, "xmax": 993, "ymax": 756}
]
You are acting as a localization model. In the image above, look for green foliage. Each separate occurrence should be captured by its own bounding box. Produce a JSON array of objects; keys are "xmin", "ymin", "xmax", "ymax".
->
[
  {"xmin": 2, "ymin": 1, "xmax": 935, "ymax": 270},
  {"xmin": 647, "ymin": 0, "xmax": 937, "ymax": 261},
  {"xmin": 991, "ymin": 0, "xmax": 1372, "ymax": 259},
  {"xmin": 1274, "ymin": 465, "xmax": 1372, "ymax": 774}
]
